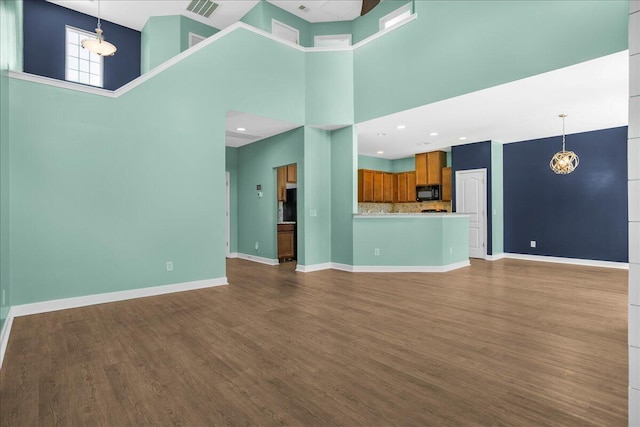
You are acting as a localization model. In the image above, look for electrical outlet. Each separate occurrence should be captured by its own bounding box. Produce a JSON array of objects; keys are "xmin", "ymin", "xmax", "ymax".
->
[
  {"xmin": 449, "ymin": 247, "xmax": 453, "ymax": 255},
  {"xmin": 166, "ymin": 261, "xmax": 173, "ymax": 271},
  {"xmin": 530, "ymin": 241, "xmax": 536, "ymax": 248},
  {"xmin": 374, "ymin": 248, "xmax": 380, "ymax": 256},
  {"xmin": 310, "ymin": 209, "xmax": 317, "ymax": 217},
  {"xmin": 255, "ymin": 242, "xmax": 259, "ymax": 251}
]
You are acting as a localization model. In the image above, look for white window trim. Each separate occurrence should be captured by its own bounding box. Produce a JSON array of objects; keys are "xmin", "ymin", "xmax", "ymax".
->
[
  {"xmin": 379, "ymin": 2, "xmax": 412, "ymax": 31},
  {"xmin": 188, "ymin": 32, "xmax": 207, "ymax": 48},
  {"xmin": 271, "ymin": 19, "xmax": 299, "ymax": 45},
  {"xmin": 314, "ymin": 34, "xmax": 352, "ymax": 48},
  {"xmin": 65, "ymin": 25, "xmax": 104, "ymax": 88}
]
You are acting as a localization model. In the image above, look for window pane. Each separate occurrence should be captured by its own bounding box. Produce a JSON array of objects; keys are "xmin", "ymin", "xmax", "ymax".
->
[
  {"xmin": 79, "ymin": 59, "xmax": 89, "ymax": 73},
  {"xmin": 79, "ymin": 46, "xmax": 90, "ymax": 59},
  {"xmin": 90, "ymin": 61, "xmax": 101, "ymax": 74},
  {"xmin": 90, "ymin": 52, "xmax": 100, "ymax": 62},
  {"xmin": 78, "ymin": 73, "xmax": 90, "ymax": 84},
  {"xmin": 67, "ymin": 43, "xmax": 78, "ymax": 55},
  {"xmin": 66, "ymin": 30, "xmax": 79, "ymax": 44},
  {"xmin": 67, "ymin": 69, "xmax": 79, "ymax": 82},
  {"xmin": 89, "ymin": 74, "xmax": 100, "ymax": 86},
  {"xmin": 67, "ymin": 56, "xmax": 79, "ymax": 70}
]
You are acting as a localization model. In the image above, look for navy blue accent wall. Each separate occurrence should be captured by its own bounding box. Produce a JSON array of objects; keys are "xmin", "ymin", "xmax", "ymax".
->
[
  {"xmin": 504, "ymin": 126, "xmax": 628, "ymax": 262},
  {"xmin": 451, "ymin": 141, "xmax": 493, "ymax": 254},
  {"xmin": 23, "ymin": 0, "xmax": 141, "ymax": 90}
]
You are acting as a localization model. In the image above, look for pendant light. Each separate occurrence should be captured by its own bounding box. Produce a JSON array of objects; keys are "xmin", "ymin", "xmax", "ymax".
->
[
  {"xmin": 81, "ymin": 0, "xmax": 117, "ymax": 57},
  {"xmin": 549, "ymin": 114, "xmax": 579, "ymax": 174}
]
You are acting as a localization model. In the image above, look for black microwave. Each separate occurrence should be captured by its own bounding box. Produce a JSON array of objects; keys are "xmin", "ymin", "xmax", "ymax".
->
[{"xmin": 416, "ymin": 185, "xmax": 441, "ymax": 201}]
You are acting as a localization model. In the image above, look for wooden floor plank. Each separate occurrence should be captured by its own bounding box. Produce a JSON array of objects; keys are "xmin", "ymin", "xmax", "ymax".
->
[{"xmin": 0, "ymin": 258, "xmax": 628, "ymax": 426}]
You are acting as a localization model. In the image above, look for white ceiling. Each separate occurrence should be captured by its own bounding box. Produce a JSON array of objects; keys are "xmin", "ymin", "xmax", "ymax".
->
[
  {"xmin": 357, "ymin": 51, "xmax": 629, "ymax": 159},
  {"xmin": 47, "ymin": 0, "xmax": 362, "ymax": 31},
  {"xmin": 226, "ymin": 111, "xmax": 300, "ymax": 147}
]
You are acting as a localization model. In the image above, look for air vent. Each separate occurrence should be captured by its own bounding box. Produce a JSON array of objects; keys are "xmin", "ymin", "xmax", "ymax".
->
[
  {"xmin": 298, "ymin": 5, "xmax": 309, "ymax": 11},
  {"xmin": 186, "ymin": 0, "xmax": 219, "ymax": 18}
]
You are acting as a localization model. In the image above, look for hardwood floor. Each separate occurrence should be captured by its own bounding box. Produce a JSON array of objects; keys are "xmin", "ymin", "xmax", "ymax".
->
[{"xmin": 0, "ymin": 259, "xmax": 628, "ymax": 426}]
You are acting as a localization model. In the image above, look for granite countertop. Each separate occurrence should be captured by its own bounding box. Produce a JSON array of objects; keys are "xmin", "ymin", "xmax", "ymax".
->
[
  {"xmin": 277, "ymin": 221, "xmax": 297, "ymax": 225},
  {"xmin": 354, "ymin": 213, "xmax": 468, "ymax": 218}
]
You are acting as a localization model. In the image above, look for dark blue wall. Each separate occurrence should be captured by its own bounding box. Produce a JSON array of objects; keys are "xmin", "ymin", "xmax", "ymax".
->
[
  {"xmin": 451, "ymin": 141, "xmax": 494, "ymax": 254},
  {"xmin": 504, "ymin": 126, "xmax": 628, "ymax": 262},
  {"xmin": 23, "ymin": 0, "xmax": 141, "ymax": 90}
]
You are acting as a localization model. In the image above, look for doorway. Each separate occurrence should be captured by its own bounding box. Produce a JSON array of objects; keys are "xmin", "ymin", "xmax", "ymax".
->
[
  {"xmin": 455, "ymin": 169, "xmax": 487, "ymax": 259},
  {"xmin": 276, "ymin": 163, "xmax": 297, "ymax": 263},
  {"xmin": 225, "ymin": 171, "xmax": 230, "ymax": 256}
]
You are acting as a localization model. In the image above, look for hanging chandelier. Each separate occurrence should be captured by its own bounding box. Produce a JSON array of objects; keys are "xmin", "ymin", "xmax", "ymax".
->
[
  {"xmin": 549, "ymin": 114, "xmax": 579, "ymax": 174},
  {"xmin": 81, "ymin": 0, "xmax": 117, "ymax": 57}
]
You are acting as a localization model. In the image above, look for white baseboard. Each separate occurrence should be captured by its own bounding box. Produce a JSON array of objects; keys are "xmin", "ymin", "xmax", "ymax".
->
[
  {"xmin": 349, "ymin": 260, "xmax": 470, "ymax": 273},
  {"xmin": 330, "ymin": 263, "xmax": 354, "ymax": 272},
  {"xmin": 227, "ymin": 252, "xmax": 239, "ymax": 259},
  {"xmin": 0, "ymin": 277, "xmax": 227, "ymax": 370},
  {"xmin": 486, "ymin": 253, "xmax": 506, "ymax": 261},
  {"xmin": 236, "ymin": 253, "xmax": 279, "ymax": 266},
  {"xmin": 296, "ymin": 263, "xmax": 332, "ymax": 273},
  {"xmin": 503, "ymin": 253, "xmax": 629, "ymax": 269}
]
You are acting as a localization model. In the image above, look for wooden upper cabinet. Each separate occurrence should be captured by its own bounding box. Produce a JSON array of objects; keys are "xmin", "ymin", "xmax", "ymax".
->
[
  {"xmin": 442, "ymin": 167, "xmax": 452, "ymax": 201},
  {"xmin": 277, "ymin": 166, "xmax": 287, "ymax": 202},
  {"xmin": 427, "ymin": 151, "xmax": 447, "ymax": 185},
  {"xmin": 415, "ymin": 153, "xmax": 428, "ymax": 186},
  {"xmin": 407, "ymin": 171, "xmax": 416, "ymax": 202},
  {"xmin": 397, "ymin": 172, "xmax": 408, "ymax": 202},
  {"xmin": 415, "ymin": 151, "xmax": 447, "ymax": 185},
  {"xmin": 358, "ymin": 169, "xmax": 375, "ymax": 202},
  {"xmin": 286, "ymin": 164, "xmax": 297, "ymax": 183},
  {"xmin": 373, "ymin": 171, "xmax": 384, "ymax": 202},
  {"xmin": 383, "ymin": 173, "xmax": 393, "ymax": 202}
]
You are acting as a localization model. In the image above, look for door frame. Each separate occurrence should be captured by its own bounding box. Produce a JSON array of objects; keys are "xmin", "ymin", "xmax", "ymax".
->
[
  {"xmin": 225, "ymin": 171, "xmax": 230, "ymax": 257},
  {"xmin": 455, "ymin": 168, "xmax": 488, "ymax": 260}
]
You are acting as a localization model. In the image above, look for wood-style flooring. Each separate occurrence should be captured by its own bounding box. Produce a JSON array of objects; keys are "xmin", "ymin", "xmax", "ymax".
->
[{"xmin": 0, "ymin": 258, "xmax": 629, "ymax": 426}]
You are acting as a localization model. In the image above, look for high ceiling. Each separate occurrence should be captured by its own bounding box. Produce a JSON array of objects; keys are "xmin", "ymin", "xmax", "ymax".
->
[{"xmin": 46, "ymin": 0, "xmax": 362, "ymax": 31}]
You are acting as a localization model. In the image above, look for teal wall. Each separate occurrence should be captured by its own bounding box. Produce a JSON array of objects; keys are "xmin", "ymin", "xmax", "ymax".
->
[
  {"xmin": 353, "ymin": 216, "xmax": 468, "ymax": 266},
  {"xmin": 302, "ymin": 127, "xmax": 332, "ymax": 266},
  {"xmin": 354, "ymin": 0, "xmax": 629, "ymax": 123},
  {"xmin": 179, "ymin": 15, "xmax": 219, "ymax": 52},
  {"xmin": 331, "ymin": 126, "xmax": 357, "ymax": 265},
  {"xmin": 8, "ymin": 28, "xmax": 305, "ymax": 305},
  {"xmin": 0, "ymin": 0, "xmax": 22, "ymax": 331},
  {"xmin": 225, "ymin": 147, "xmax": 238, "ymax": 254},
  {"xmin": 241, "ymin": 0, "xmax": 312, "ymax": 46},
  {"xmin": 392, "ymin": 156, "xmax": 415, "ymax": 172},
  {"xmin": 358, "ymin": 155, "xmax": 393, "ymax": 172},
  {"xmin": 305, "ymin": 51, "xmax": 354, "ymax": 126},
  {"xmin": 142, "ymin": 15, "xmax": 219, "ymax": 73},
  {"xmin": 491, "ymin": 142, "xmax": 504, "ymax": 255},
  {"xmin": 236, "ymin": 128, "xmax": 304, "ymax": 262},
  {"xmin": 352, "ymin": 0, "xmax": 412, "ymax": 44}
]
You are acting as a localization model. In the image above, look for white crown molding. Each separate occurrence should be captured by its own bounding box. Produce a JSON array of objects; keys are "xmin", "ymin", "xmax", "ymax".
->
[
  {"xmin": 296, "ymin": 263, "xmax": 332, "ymax": 272},
  {"xmin": 0, "ymin": 276, "xmax": 227, "ymax": 369},
  {"xmin": 8, "ymin": 15, "xmax": 417, "ymax": 98},
  {"xmin": 236, "ymin": 253, "xmax": 279, "ymax": 266},
  {"xmin": 504, "ymin": 253, "xmax": 629, "ymax": 269}
]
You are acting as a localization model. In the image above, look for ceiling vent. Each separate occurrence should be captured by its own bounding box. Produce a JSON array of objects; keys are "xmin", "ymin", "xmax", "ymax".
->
[
  {"xmin": 186, "ymin": 0, "xmax": 219, "ymax": 18},
  {"xmin": 298, "ymin": 5, "xmax": 309, "ymax": 12}
]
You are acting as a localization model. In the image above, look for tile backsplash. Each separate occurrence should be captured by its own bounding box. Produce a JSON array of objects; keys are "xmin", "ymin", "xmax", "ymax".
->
[{"xmin": 358, "ymin": 201, "xmax": 452, "ymax": 214}]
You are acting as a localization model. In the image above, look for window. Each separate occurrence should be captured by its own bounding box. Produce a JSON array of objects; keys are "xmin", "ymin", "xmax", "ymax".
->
[
  {"xmin": 314, "ymin": 34, "xmax": 352, "ymax": 48},
  {"xmin": 379, "ymin": 3, "xmax": 412, "ymax": 31},
  {"xmin": 189, "ymin": 32, "xmax": 207, "ymax": 48},
  {"xmin": 65, "ymin": 26, "xmax": 103, "ymax": 88}
]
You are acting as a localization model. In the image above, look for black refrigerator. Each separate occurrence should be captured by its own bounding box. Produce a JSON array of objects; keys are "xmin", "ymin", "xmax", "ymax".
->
[{"xmin": 283, "ymin": 189, "xmax": 297, "ymax": 222}]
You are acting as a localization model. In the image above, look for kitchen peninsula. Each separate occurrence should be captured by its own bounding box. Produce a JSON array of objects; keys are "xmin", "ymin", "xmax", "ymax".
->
[{"xmin": 352, "ymin": 212, "xmax": 469, "ymax": 272}]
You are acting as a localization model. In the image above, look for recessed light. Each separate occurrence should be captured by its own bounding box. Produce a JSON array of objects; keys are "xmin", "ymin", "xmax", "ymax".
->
[
  {"xmin": 237, "ymin": 127, "xmax": 246, "ymax": 132},
  {"xmin": 459, "ymin": 136, "xmax": 467, "ymax": 140},
  {"xmin": 377, "ymin": 150, "xmax": 384, "ymax": 154},
  {"xmin": 377, "ymin": 133, "xmax": 386, "ymax": 136},
  {"xmin": 430, "ymin": 132, "xmax": 438, "ymax": 136},
  {"xmin": 397, "ymin": 125, "xmax": 406, "ymax": 130}
]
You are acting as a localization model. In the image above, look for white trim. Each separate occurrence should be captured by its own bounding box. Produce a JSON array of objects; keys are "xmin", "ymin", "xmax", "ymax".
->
[
  {"xmin": 456, "ymin": 168, "xmax": 488, "ymax": 260},
  {"xmin": 314, "ymin": 34, "xmax": 352, "ymax": 48},
  {"xmin": 486, "ymin": 253, "xmax": 506, "ymax": 261},
  {"xmin": 227, "ymin": 252, "xmax": 239, "ymax": 259},
  {"xmin": 226, "ymin": 171, "xmax": 231, "ymax": 256},
  {"xmin": 330, "ymin": 263, "xmax": 354, "ymax": 272},
  {"xmin": 350, "ymin": 260, "xmax": 470, "ymax": 273},
  {"xmin": 503, "ymin": 253, "xmax": 629, "ymax": 269},
  {"xmin": 296, "ymin": 263, "xmax": 332, "ymax": 273},
  {"xmin": 8, "ymin": 17, "xmax": 418, "ymax": 97},
  {"xmin": 236, "ymin": 253, "xmax": 279, "ymax": 266},
  {"xmin": 271, "ymin": 19, "xmax": 300, "ymax": 45},
  {"xmin": 0, "ymin": 309, "xmax": 15, "ymax": 369},
  {"xmin": 0, "ymin": 277, "xmax": 227, "ymax": 369},
  {"xmin": 379, "ymin": 2, "xmax": 413, "ymax": 31},
  {"xmin": 188, "ymin": 32, "xmax": 207, "ymax": 48}
]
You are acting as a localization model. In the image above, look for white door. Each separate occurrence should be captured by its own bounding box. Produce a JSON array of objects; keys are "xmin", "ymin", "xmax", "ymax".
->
[
  {"xmin": 225, "ymin": 172, "xmax": 230, "ymax": 256},
  {"xmin": 455, "ymin": 169, "xmax": 487, "ymax": 259}
]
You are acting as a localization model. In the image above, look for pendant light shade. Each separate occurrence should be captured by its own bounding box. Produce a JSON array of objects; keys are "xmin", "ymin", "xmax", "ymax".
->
[
  {"xmin": 81, "ymin": 0, "xmax": 117, "ymax": 57},
  {"xmin": 549, "ymin": 114, "xmax": 579, "ymax": 174}
]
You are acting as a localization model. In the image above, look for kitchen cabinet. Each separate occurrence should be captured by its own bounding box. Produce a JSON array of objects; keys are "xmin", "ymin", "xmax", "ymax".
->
[
  {"xmin": 287, "ymin": 164, "xmax": 297, "ymax": 183},
  {"xmin": 383, "ymin": 173, "xmax": 393, "ymax": 202},
  {"xmin": 359, "ymin": 169, "xmax": 414, "ymax": 203},
  {"xmin": 407, "ymin": 171, "xmax": 416, "ymax": 202},
  {"xmin": 397, "ymin": 172, "xmax": 408, "ymax": 202},
  {"xmin": 373, "ymin": 171, "xmax": 384, "ymax": 202},
  {"xmin": 277, "ymin": 166, "xmax": 287, "ymax": 201},
  {"xmin": 395, "ymin": 172, "xmax": 416, "ymax": 203},
  {"xmin": 277, "ymin": 223, "xmax": 295, "ymax": 261},
  {"xmin": 358, "ymin": 169, "xmax": 375, "ymax": 202},
  {"xmin": 442, "ymin": 167, "xmax": 452, "ymax": 201},
  {"xmin": 415, "ymin": 151, "xmax": 447, "ymax": 185}
]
